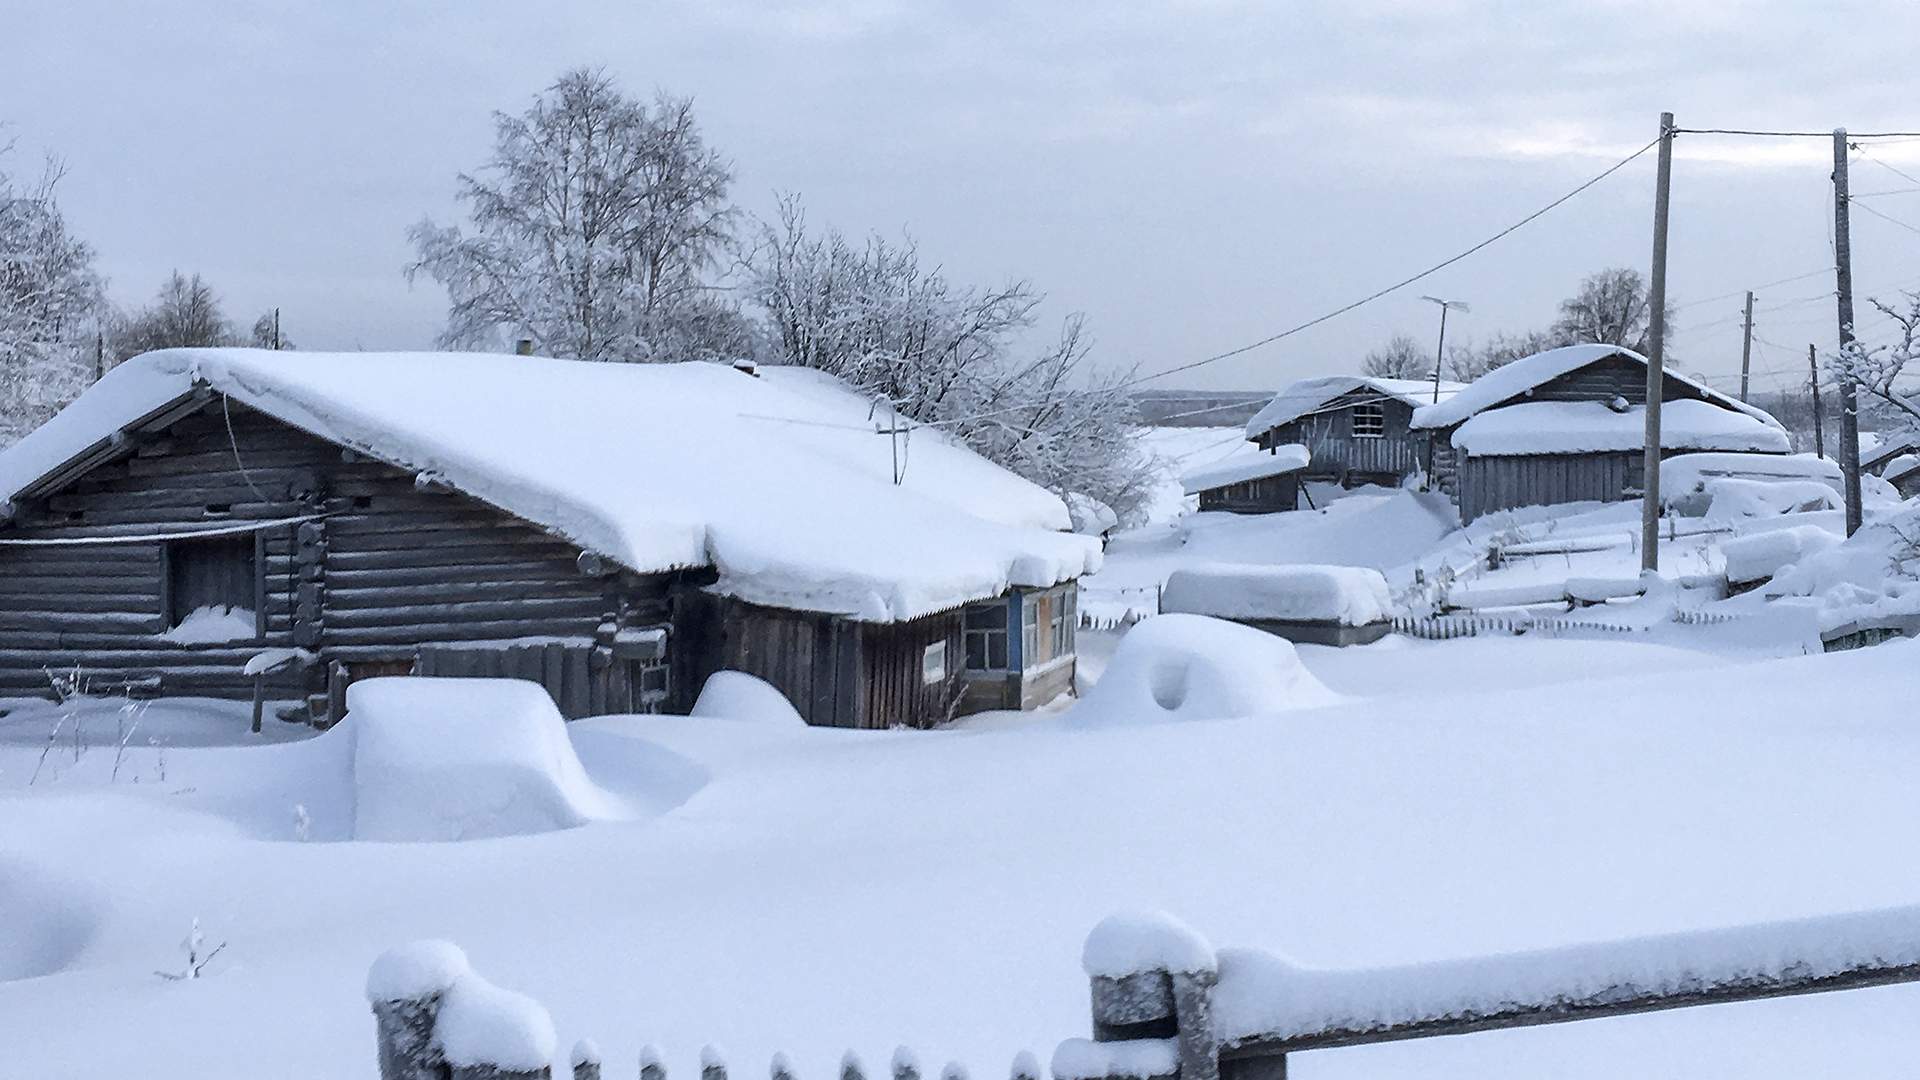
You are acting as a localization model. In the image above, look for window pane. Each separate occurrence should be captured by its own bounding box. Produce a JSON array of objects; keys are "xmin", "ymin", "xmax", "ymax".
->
[
  {"xmin": 965, "ymin": 634, "xmax": 986, "ymax": 670},
  {"xmin": 988, "ymin": 632, "xmax": 1007, "ymax": 669}
]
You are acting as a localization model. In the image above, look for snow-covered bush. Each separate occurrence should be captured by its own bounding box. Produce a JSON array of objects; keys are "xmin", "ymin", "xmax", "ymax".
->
[{"xmin": 1072, "ymin": 614, "xmax": 1340, "ymax": 724}]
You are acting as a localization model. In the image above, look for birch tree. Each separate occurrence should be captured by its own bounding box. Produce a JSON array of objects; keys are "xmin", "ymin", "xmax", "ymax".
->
[
  {"xmin": 749, "ymin": 196, "xmax": 1151, "ymax": 522},
  {"xmin": 407, "ymin": 68, "xmax": 749, "ymax": 363},
  {"xmin": 1361, "ymin": 334, "xmax": 1429, "ymax": 379},
  {"xmin": 112, "ymin": 271, "xmax": 235, "ymax": 362},
  {"xmin": 0, "ymin": 147, "xmax": 105, "ymax": 444}
]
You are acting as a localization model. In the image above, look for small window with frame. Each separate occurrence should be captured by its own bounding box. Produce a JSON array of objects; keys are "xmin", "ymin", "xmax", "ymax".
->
[
  {"xmin": 1351, "ymin": 402, "xmax": 1386, "ymax": 438},
  {"xmin": 164, "ymin": 533, "xmax": 260, "ymax": 641},
  {"xmin": 922, "ymin": 640, "xmax": 948, "ymax": 685},
  {"xmin": 963, "ymin": 602, "xmax": 1009, "ymax": 671}
]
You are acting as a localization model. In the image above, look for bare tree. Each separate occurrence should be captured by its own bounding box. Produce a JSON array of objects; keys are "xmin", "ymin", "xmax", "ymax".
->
[
  {"xmin": 112, "ymin": 271, "xmax": 235, "ymax": 362},
  {"xmin": 0, "ymin": 144, "xmax": 106, "ymax": 444},
  {"xmin": 1549, "ymin": 267, "xmax": 1673, "ymax": 355},
  {"xmin": 748, "ymin": 196, "xmax": 1151, "ymax": 522},
  {"xmin": 407, "ymin": 68, "xmax": 747, "ymax": 363},
  {"xmin": 1829, "ymin": 290, "xmax": 1920, "ymax": 429},
  {"xmin": 1361, "ymin": 333, "xmax": 1429, "ymax": 379},
  {"xmin": 1445, "ymin": 328, "xmax": 1559, "ymax": 380}
]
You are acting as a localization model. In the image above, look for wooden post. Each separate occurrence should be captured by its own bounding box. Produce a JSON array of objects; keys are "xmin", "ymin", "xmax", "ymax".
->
[
  {"xmin": 1739, "ymin": 290, "xmax": 1754, "ymax": 402},
  {"xmin": 892, "ymin": 1047, "xmax": 922, "ymax": 1080},
  {"xmin": 772, "ymin": 1053, "xmax": 798, "ymax": 1080},
  {"xmin": 573, "ymin": 1041, "xmax": 603, "ymax": 1080},
  {"xmin": 642, "ymin": 1045, "xmax": 668, "ymax": 1080},
  {"xmin": 1810, "ymin": 344, "xmax": 1826, "ymax": 458},
  {"xmin": 703, "ymin": 1046, "xmax": 729, "ymax": 1080},
  {"xmin": 1088, "ymin": 966, "xmax": 1227, "ymax": 1080},
  {"xmin": 1641, "ymin": 111, "xmax": 1676, "ymax": 572},
  {"xmin": 842, "ymin": 1052, "xmax": 868, "ymax": 1080},
  {"xmin": 1833, "ymin": 128, "xmax": 1865, "ymax": 536},
  {"xmin": 368, "ymin": 943, "xmax": 466, "ymax": 1080},
  {"xmin": 251, "ymin": 673, "xmax": 266, "ymax": 734},
  {"xmin": 1009, "ymin": 1052, "xmax": 1041, "ymax": 1080}
]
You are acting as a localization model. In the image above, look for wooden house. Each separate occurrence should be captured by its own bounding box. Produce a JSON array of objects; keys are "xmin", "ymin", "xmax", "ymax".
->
[
  {"xmin": 1180, "ymin": 444, "xmax": 1310, "ymax": 514},
  {"xmin": 1410, "ymin": 344, "xmax": 1792, "ymax": 522},
  {"xmin": 1861, "ymin": 433, "xmax": 1920, "ymax": 477},
  {"xmin": 1884, "ymin": 455, "xmax": 1920, "ymax": 499},
  {"xmin": 0, "ymin": 349, "xmax": 1099, "ymax": 730},
  {"xmin": 1244, "ymin": 376, "xmax": 1467, "ymax": 488}
]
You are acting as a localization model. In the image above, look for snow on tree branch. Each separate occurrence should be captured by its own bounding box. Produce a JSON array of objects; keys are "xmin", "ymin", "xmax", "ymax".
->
[{"xmin": 0, "ymin": 141, "xmax": 106, "ymax": 445}]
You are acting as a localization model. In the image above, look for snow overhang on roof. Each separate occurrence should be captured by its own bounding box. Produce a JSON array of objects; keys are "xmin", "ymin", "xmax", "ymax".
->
[
  {"xmin": 0, "ymin": 349, "xmax": 1102, "ymax": 623},
  {"xmin": 1181, "ymin": 444, "xmax": 1312, "ymax": 494},
  {"xmin": 1451, "ymin": 400, "xmax": 1793, "ymax": 457},
  {"xmin": 1409, "ymin": 344, "xmax": 1787, "ymax": 433},
  {"xmin": 1244, "ymin": 376, "xmax": 1467, "ymax": 438}
]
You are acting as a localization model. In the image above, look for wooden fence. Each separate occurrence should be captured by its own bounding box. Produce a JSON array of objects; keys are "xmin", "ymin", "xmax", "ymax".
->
[{"xmin": 371, "ymin": 904, "xmax": 1920, "ymax": 1079}]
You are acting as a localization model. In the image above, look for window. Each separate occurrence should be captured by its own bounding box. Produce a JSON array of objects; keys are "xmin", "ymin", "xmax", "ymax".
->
[
  {"xmin": 922, "ymin": 640, "xmax": 948, "ymax": 685},
  {"xmin": 1050, "ymin": 593, "xmax": 1069, "ymax": 657},
  {"xmin": 1022, "ymin": 597, "xmax": 1040, "ymax": 666},
  {"xmin": 165, "ymin": 533, "xmax": 259, "ymax": 639},
  {"xmin": 963, "ymin": 602, "xmax": 1009, "ymax": 671},
  {"xmin": 1351, "ymin": 402, "xmax": 1386, "ymax": 438}
]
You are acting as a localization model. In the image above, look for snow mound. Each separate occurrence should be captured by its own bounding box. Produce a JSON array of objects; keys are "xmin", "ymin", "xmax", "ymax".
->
[
  {"xmin": 366, "ymin": 939, "xmax": 471, "ymax": 1003},
  {"xmin": 689, "ymin": 671, "xmax": 805, "ymax": 725},
  {"xmin": 1160, "ymin": 563, "xmax": 1392, "ymax": 625},
  {"xmin": 1450, "ymin": 400, "xmax": 1790, "ymax": 457},
  {"xmin": 1698, "ymin": 478, "xmax": 1840, "ymax": 521},
  {"xmin": 435, "ymin": 966, "xmax": 558, "ymax": 1071},
  {"xmin": 1083, "ymin": 910, "xmax": 1217, "ymax": 978},
  {"xmin": 1664, "ymin": 451, "xmax": 1841, "ymax": 497},
  {"xmin": 1072, "ymin": 614, "xmax": 1340, "ymax": 723},
  {"xmin": 0, "ymin": 859, "xmax": 102, "ymax": 983},
  {"xmin": 1765, "ymin": 507, "xmax": 1920, "ymax": 631},
  {"xmin": 1723, "ymin": 525, "xmax": 1844, "ymax": 585},
  {"xmin": 346, "ymin": 677, "xmax": 632, "ymax": 842},
  {"xmin": 1066, "ymin": 493, "xmax": 1120, "ymax": 537}
]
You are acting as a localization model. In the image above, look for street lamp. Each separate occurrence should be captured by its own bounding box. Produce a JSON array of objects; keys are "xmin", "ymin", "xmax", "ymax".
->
[{"xmin": 1419, "ymin": 295, "xmax": 1470, "ymax": 402}]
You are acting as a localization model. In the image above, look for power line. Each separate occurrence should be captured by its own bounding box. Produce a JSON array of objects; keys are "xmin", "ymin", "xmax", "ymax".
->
[
  {"xmin": 1674, "ymin": 127, "xmax": 1920, "ymax": 138},
  {"xmin": 1859, "ymin": 151, "xmax": 1920, "ymax": 187},
  {"xmin": 1110, "ymin": 134, "xmax": 1665, "ymax": 391},
  {"xmin": 1852, "ymin": 198, "xmax": 1920, "ymax": 239},
  {"xmin": 1671, "ymin": 266, "xmax": 1835, "ymax": 311}
]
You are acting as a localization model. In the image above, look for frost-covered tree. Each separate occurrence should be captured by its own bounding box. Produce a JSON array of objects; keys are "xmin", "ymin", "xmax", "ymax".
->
[
  {"xmin": 749, "ymin": 196, "xmax": 1151, "ymax": 522},
  {"xmin": 0, "ymin": 147, "xmax": 105, "ymax": 444},
  {"xmin": 407, "ymin": 68, "xmax": 748, "ymax": 363},
  {"xmin": 112, "ymin": 271, "xmax": 235, "ymax": 362},
  {"xmin": 1826, "ymin": 291, "xmax": 1920, "ymax": 432},
  {"xmin": 1549, "ymin": 267, "xmax": 1673, "ymax": 355},
  {"xmin": 1361, "ymin": 333, "xmax": 1429, "ymax": 379}
]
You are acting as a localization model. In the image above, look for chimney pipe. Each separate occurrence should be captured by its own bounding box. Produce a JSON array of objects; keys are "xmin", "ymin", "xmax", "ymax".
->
[{"xmin": 515, "ymin": 338, "xmax": 534, "ymax": 356}]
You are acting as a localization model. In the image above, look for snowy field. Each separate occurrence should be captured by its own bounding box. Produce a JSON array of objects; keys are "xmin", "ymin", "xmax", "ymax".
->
[{"xmin": 5, "ymin": 627, "xmax": 1920, "ymax": 1079}]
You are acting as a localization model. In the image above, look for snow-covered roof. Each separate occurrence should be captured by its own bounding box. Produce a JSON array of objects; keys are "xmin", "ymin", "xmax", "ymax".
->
[
  {"xmin": 1862, "ymin": 432, "xmax": 1920, "ymax": 473},
  {"xmin": 1180, "ymin": 444, "xmax": 1311, "ymax": 494},
  {"xmin": 0, "ymin": 349, "xmax": 1101, "ymax": 623},
  {"xmin": 1409, "ymin": 344, "xmax": 1785, "ymax": 432},
  {"xmin": 1885, "ymin": 454, "xmax": 1920, "ymax": 483},
  {"xmin": 1245, "ymin": 376, "xmax": 1466, "ymax": 438},
  {"xmin": 1450, "ymin": 400, "xmax": 1792, "ymax": 457}
]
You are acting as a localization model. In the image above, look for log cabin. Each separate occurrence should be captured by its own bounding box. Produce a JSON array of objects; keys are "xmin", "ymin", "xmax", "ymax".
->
[
  {"xmin": 0, "ymin": 349, "xmax": 1101, "ymax": 729},
  {"xmin": 1410, "ymin": 344, "xmax": 1792, "ymax": 523},
  {"xmin": 1244, "ymin": 376, "xmax": 1468, "ymax": 488},
  {"xmin": 1180, "ymin": 443, "xmax": 1310, "ymax": 514}
]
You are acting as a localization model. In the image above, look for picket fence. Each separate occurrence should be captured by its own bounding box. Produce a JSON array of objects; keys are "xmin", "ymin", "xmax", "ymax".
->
[{"xmin": 371, "ymin": 904, "xmax": 1920, "ymax": 1080}]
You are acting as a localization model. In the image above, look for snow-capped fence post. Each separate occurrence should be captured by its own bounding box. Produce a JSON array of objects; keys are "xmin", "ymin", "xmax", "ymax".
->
[
  {"xmin": 702, "ymin": 1044, "xmax": 730, "ymax": 1080},
  {"xmin": 1060, "ymin": 912, "xmax": 1226, "ymax": 1080},
  {"xmin": 367, "ymin": 940, "xmax": 557, "ymax": 1080},
  {"xmin": 367, "ymin": 941, "xmax": 468, "ymax": 1080},
  {"xmin": 572, "ymin": 1040, "xmax": 603, "ymax": 1080},
  {"xmin": 642, "ymin": 1045, "xmax": 668, "ymax": 1080},
  {"xmin": 891, "ymin": 1047, "xmax": 921, "ymax": 1080}
]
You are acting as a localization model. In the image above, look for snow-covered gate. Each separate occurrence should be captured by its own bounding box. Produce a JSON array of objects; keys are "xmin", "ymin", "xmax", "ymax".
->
[{"xmin": 367, "ymin": 905, "xmax": 1920, "ymax": 1079}]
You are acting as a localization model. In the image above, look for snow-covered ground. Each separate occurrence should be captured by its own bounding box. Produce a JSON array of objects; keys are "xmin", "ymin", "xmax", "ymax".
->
[{"xmin": 6, "ymin": 435, "xmax": 1920, "ymax": 1079}]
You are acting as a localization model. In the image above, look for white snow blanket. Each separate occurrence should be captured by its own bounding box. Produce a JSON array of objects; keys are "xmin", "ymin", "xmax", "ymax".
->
[
  {"xmin": 1722, "ymin": 525, "xmax": 1843, "ymax": 585},
  {"xmin": 1071, "ymin": 614, "xmax": 1340, "ymax": 723},
  {"xmin": 1764, "ymin": 507, "xmax": 1920, "ymax": 632},
  {"xmin": 1409, "ymin": 343, "xmax": 1784, "ymax": 432},
  {"xmin": 346, "ymin": 677, "xmax": 631, "ymax": 842},
  {"xmin": 1698, "ymin": 478, "xmax": 1840, "ymax": 521},
  {"xmin": 1450, "ymin": 400, "xmax": 1790, "ymax": 457},
  {"xmin": 1663, "ymin": 451, "xmax": 1842, "ymax": 495},
  {"xmin": 1066, "ymin": 492, "xmax": 1120, "ymax": 536},
  {"xmin": 1243, "ymin": 376, "xmax": 1465, "ymax": 437},
  {"xmin": 1160, "ymin": 563, "xmax": 1392, "ymax": 625},
  {"xmin": 0, "ymin": 350, "xmax": 1101, "ymax": 622},
  {"xmin": 1179, "ymin": 444, "xmax": 1310, "ymax": 495}
]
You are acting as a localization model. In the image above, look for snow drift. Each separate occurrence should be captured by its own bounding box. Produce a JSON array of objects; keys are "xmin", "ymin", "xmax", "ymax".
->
[
  {"xmin": 690, "ymin": 671, "xmax": 805, "ymax": 725},
  {"xmin": 1160, "ymin": 564, "xmax": 1392, "ymax": 625},
  {"xmin": 346, "ymin": 677, "xmax": 632, "ymax": 842},
  {"xmin": 1763, "ymin": 506, "xmax": 1920, "ymax": 632},
  {"xmin": 1071, "ymin": 614, "xmax": 1340, "ymax": 723}
]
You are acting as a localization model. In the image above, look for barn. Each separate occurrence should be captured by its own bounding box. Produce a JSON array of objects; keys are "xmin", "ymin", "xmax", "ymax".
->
[
  {"xmin": 0, "ymin": 349, "xmax": 1100, "ymax": 730},
  {"xmin": 1180, "ymin": 444, "xmax": 1310, "ymax": 514},
  {"xmin": 1244, "ymin": 376, "xmax": 1468, "ymax": 488},
  {"xmin": 1411, "ymin": 344, "xmax": 1792, "ymax": 522}
]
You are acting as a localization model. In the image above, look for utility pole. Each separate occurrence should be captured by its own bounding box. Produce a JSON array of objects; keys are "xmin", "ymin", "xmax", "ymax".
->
[
  {"xmin": 1738, "ymin": 290, "xmax": 1754, "ymax": 402},
  {"xmin": 1419, "ymin": 295, "xmax": 1469, "ymax": 402},
  {"xmin": 1809, "ymin": 344, "xmax": 1825, "ymax": 459},
  {"xmin": 272, "ymin": 307, "xmax": 282, "ymax": 351},
  {"xmin": 93, "ymin": 331, "xmax": 105, "ymax": 382},
  {"xmin": 1833, "ymin": 128, "xmax": 1864, "ymax": 536},
  {"xmin": 1641, "ymin": 112, "xmax": 1675, "ymax": 573}
]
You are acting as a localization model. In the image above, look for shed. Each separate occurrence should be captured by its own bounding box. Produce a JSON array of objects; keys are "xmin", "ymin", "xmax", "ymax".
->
[
  {"xmin": 1862, "ymin": 433, "xmax": 1920, "ymax": 477},
  {"xmin": 1410, "ymin": 344, "xmax": 1791, "ymax": 522},
  {"xmin": 1180, "ymin": 444, "xmax": 1311, "ymax": 514},
  {"xmin": 1245, "ymin": 376, "xmax": 1467, "ymax": 487},
  {"xmin": 0, "ymin": 349, "xmax": 1101, "ymax": 729},
  {"xmin": 1885, "ymin": 455, "xmax": 1920, "ymax": 499}
]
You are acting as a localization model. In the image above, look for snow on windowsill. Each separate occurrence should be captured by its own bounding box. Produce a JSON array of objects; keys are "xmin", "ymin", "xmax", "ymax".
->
[{"xmin": 161, "ymin": 605, "xmax": 258, "ymax": 644}]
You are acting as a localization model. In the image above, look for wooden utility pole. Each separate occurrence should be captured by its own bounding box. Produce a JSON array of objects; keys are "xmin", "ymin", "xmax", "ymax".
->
[
  {"xmin": 1641, "ymin": 112, "xmax": 1676, "ymax": 572},
  {"xmin": 1833, "ymin": 128, "xmax": 1864, "ymax": 535},
  {"xmin": 1738, "ymin": 290, "xmax": 1754, "ymax": 402},
  {"xmin": 272, "ymin": 307, "xmax": 282, "ymax": 350},
  {"xmin": 1809, "ymin": 344, "xmax": 1825, "ymax": 459}
]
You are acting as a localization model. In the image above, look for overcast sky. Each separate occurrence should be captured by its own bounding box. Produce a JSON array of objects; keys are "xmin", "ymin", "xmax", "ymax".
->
[{"xmin": 7, "ymin": 1, "xmax": 1920, "ymax": 399}]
